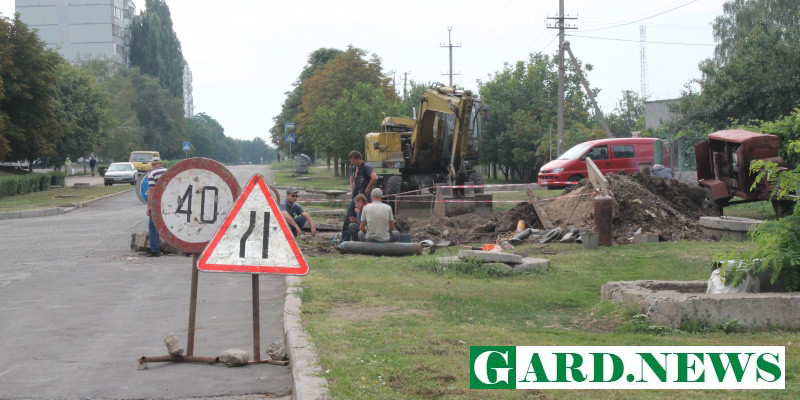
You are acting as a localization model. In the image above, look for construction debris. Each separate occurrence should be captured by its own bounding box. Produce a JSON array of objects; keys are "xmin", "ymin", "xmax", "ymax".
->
[
  {"xmin": 219, "ymin": 349, "xmax": 250, "ymax": 367},
  {"xmin": 164, "ymin": 333, "xmax": 184, "ymax": 356}
]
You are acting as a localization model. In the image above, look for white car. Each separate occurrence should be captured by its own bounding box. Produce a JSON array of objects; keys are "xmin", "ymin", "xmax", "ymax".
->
[{"xmin": 104, "ymin": 162, "xmax": 137, "ymax": 186}]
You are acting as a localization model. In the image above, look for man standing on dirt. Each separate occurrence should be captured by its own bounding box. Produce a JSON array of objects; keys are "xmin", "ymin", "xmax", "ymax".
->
[
  {"xmin": 359, "ymin": 188, "xmax": 399, "ymax": 243},
  {"xmin": 145, "ymin": 157, "xmax": 167, "ymax": 257},
  {"xmin": 340, "ymin": 150, "xmax": 378, "ymax": 241}
]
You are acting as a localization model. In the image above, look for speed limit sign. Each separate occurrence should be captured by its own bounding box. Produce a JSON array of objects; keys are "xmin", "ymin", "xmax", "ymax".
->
[{"xmin": 149, "ymin": 158, "xmax": 241, "ymax": 253}]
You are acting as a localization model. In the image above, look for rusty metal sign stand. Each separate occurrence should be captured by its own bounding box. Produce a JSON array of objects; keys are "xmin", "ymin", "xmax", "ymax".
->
[
  {"xmin": 138, "ymin": 160, "xmax": 288, "ymax": 368},
  {"xmin": 138, "ymin": 255, "xmax": 287, "ymax": 366}
]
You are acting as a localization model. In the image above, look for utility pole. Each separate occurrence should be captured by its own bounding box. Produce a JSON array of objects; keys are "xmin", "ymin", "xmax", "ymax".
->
[
  {"xmin": 547, "ymin": 0, "xmax": 577, "ymax": 156},
  {"xmin": 440, "ymin": 26, "xmax": 461, "ymax": 87},
  {"xmin": 640, "ymin": 25, "xmax": 648, "ymax": 100},
  {"xmin": 403, "ymin": 72, "xmax": 409, "ymax": 100}
]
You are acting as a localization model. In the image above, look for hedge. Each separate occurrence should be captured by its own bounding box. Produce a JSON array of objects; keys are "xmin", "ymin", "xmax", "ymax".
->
[{"xmin": 0, "ymin": 171, "xmax": 66, "ymax": 197}]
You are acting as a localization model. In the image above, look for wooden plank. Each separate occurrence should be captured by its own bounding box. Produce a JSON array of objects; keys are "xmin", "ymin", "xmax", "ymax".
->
[
  {"xmin": 586, "ymin": 158, "xmax": 609, "ymax": 192},
  {"xmin": 527, "ymin": 189, "xmax": 554, "ymax": 230}
]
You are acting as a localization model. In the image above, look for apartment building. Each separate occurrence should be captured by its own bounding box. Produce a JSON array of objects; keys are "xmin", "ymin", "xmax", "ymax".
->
[{"xmin": 16, "ymin": 0, "xmax": 136, "ymax": 66}]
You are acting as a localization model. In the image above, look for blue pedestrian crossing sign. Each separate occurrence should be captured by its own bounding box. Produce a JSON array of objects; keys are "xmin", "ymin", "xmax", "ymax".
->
[
  {"xmin": 182, "ymin": 142, "xmax": 191, "ymax": 151},
  {"xmin": 285, "ymin": 133, "xmax": 295, "ymax": 143}
]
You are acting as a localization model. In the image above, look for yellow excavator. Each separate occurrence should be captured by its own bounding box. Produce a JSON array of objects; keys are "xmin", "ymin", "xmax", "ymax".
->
[{"xmin": 364, "ymin": 84, "xmax": 488, "ymax": 205}]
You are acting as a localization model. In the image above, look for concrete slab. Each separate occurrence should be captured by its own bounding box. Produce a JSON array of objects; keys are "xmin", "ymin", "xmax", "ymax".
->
[
  {"xmin": 514, "ymin": 257, "xmax": 549, "ymax": 273},
  {"xmin": 634, "ymin": 232, "xmax": 659, "ymax": 243},
  {"xmin": 458, "ymin": 249, "xmax": 523, "ymax": 265},
  {"xmin": 601, "ymin": 280, "xmax": 800, "ymax": 330},
  {"xmin": 698, "ymin": 216, "xmax": 762, "ymax": 241}
]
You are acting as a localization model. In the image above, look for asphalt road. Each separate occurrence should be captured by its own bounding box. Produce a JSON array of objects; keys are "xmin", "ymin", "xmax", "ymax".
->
[{"xmin": 0, "ymin": 164, "xmax": 293, "ymax": 399}]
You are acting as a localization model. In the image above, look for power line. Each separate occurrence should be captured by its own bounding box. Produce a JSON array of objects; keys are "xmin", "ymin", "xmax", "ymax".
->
[
  {"xmin": 579, "ymin": 0, "xmax": 700, "ymax": 32},
  {"xmin": 566, "ymin": 33, "xmax": 714, "ymax": 46}
]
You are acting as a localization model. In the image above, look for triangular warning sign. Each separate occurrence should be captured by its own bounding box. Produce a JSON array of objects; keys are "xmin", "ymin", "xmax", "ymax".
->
[{"xmin": 198, "ymin": 174, "xmax": 309, "ymax": 275}]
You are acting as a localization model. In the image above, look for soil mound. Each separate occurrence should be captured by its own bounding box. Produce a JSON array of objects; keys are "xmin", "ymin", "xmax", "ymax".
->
[
  {"xmin": 398, "ymin": 173, "xmax": 717, "ymax": 244},
  {"xmin": 403, "ymin": 203, "xmax": 543, "ymax": 243},
  {"xmin": 605, "ymin": 173, "xmax": 716, "ymax": 241}
]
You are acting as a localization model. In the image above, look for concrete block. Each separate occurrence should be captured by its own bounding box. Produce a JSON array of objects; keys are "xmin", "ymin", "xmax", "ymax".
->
[
  {"xmin": 699, "ymin": 216, "xmax": 762, "ymax": 231},
  {"xmin": 601, "ymin": 280, "xmax": 800, "ymax": 330},
  {"xmin": 634, "ymin": 232, "xmax": 659, "ymax": 243},
  {"xmin": 514, "ymin": 258, "xmax": 549, "ymax": 273},
  {"xmin": 699, "ymin": 216, "xmax": 762, "ymax": 240},
  {"xmin": 458, "ymin": 249, "xmax": 523, "ymax": 265}
]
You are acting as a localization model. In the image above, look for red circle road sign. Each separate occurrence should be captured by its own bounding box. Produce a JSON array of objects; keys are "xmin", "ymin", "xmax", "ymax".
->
[{"xmin": 150, "ymin": 158, "xmax": 241, "ymax": 253}]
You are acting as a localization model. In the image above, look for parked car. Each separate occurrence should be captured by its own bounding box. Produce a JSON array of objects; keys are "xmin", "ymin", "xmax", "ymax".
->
[
  {"xmin": 128, "ymin": 151, "xmax": 161, "ymax": 173},
  {"xmin": 537, "ymin": 137, "xmax": 671, "ymax": 189},
  {"xmin": 103, "ymin": 162, "xmax": 137, "ymax": 186}
]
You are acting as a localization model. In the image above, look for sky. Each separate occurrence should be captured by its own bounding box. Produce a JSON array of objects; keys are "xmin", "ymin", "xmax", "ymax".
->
[{"xmin": 1, "ymin": 0, "xmax": 726, "ymax": 142}]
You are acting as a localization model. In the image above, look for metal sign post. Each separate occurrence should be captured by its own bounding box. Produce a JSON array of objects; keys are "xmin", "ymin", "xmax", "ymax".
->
[
  {"xmin": 198, "ymin": 174, "xmax": 308, "ymax": 362},
  {"xmin": 139, "ymin": 163, "xmax": 298, "ymax": 368},
  {"xmin": 284, "ymin": 123, "xmax": 295, "ymax": 160}
]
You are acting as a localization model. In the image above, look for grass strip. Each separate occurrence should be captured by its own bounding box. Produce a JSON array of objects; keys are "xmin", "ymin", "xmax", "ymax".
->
[
  {"xmin": 298, "ymin": 240, "xmax": 799, "ymax": 399},
  {"xmin": 0, "ymin": 185, "xmax": 132, "ymax": 212}
]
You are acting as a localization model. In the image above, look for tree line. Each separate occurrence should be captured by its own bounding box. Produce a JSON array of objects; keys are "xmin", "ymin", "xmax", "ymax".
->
[
  {"xmin": 1, "ymin": 0, "xmax": 274, "ymax": 170},
  {"xmin": 267, "ymin": 45, "xmax": 643, "ymax": 181}
]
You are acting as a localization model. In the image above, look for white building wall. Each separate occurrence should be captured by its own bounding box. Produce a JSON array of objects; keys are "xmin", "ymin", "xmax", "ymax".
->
[{"xmin": 16, "ymin": 0, "xmax": 136, "ymax": 65}]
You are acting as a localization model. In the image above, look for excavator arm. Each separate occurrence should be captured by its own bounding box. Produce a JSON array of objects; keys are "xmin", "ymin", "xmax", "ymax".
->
[{"xmin": 409, "ymin": 85, "xmax": 474, "ymax": 183}]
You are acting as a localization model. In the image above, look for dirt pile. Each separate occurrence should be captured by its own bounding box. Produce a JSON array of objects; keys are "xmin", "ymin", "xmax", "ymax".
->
[
  {"xmin": 604, "ymin": 173, "xmax": 716, "ymax": 241},
  {"xmin": 397, "ymin": 173, "xmax": 717, "ymax": 244},
  {"xmin": 401, "ymin": 202, "xmax": 543, "ymax": 243}
]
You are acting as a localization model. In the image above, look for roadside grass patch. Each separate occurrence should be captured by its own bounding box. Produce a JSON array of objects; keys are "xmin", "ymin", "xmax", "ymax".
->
[
  {"xmin": 299, "ymin": 240, "xmax": 800, "ymax": 399},
  {"xmin": 272, "ymin": 166, "xmax": 349, "ymax": 191},
  {"xmin": 0, "ymin": 185, "xmax": 131, "ymax": 211}
]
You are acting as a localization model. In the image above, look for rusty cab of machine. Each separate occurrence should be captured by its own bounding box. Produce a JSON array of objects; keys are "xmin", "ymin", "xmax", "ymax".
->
[{"xmin": 695, "ymin": 129, "xmax": 794, "ymax": 216}]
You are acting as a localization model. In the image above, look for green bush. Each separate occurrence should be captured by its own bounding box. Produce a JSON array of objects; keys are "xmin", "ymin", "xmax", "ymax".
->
[
  {"xmin": 0, "ymin": 176, "xmax": 20, "ymax": 197},
  {"xmin": 49, "ymin": 171, "xmax": 66, "ymax": 186},
  {"xmin": 97, "ymin": 165, "xmax": 108, "ymax": 176},
  {"xmin": 38, "ymin": 174, "xmax": 49, "ymax": 190},
  {"xmin": 0, "ymin": 172, "xmax": 67, "ymax": 197}
]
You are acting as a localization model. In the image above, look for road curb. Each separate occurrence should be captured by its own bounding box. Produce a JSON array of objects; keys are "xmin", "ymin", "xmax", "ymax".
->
[
  {"xmin": 0, "ymin": 188, "xmax": 134, "ymax": 220},
  {"xmin": 284, "ymin": 275, "xmax": 329, "ymax": 400}
]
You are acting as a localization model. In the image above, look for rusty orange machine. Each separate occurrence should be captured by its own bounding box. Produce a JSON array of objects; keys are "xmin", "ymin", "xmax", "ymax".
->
[{"xmin": 695, "ymin": 129, "xmax": 793, "ymax": 216}]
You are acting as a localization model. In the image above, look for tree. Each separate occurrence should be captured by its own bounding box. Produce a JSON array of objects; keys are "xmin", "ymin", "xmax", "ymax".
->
[
  {"xmin": 235, "ymin": 137, "xmax": 275, "ymax": 164},
  {"xmin": 681, "ymin": 0, "xmax": 800, "ymax": 129},
  {"xmin": 130, "ymin": 71, "xmax": 185, "ymax": 158},
  {"xmin": 310, "ymin": 83, "xmax": 403, "ymax": 172},
  {"xmin": 606, "ymin": 90, "xmax": 644, "ymax": 138},
  {"xmin": 49, "ymin": 62, "xmax": 108, "ymax": 165},
  {"xmin": 80, "ymin": 59, "xmax": 146, "ymax": 162},
  {"xmin": 129, "ymin": 0, "xmax": 185, "ymax": 98},
  {"xmin": 0, "ymin": 16, "xmax": 64, "ymax": 167},
  {"xmin": 712, "ymin": 0, "xmax": 800, "ymax": 64},
  {"xmin": 478, "ymin": 52, "xmax": 603, "ymax": 181},
  {"xmin": 270, "ymin": 48, "xmax": 343, "ymax": 155},
  {"xmin": 295, "ymin": 46, "xmax": 396, "ymax": 174}
]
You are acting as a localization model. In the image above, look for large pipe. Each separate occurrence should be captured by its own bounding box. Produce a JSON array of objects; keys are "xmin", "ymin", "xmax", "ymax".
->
[{"xmin": 340, "ymin": 241, "xmax": 423, "ymax": 256}]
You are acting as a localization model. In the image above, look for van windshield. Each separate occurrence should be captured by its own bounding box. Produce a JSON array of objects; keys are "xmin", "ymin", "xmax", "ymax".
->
[
  {"xmin": 130, "ymin": 153, "xmax": 154, "ymax": 162},
  {"xmin": 558, "ymin": 143, "xmax": 592, "ymax": 160}
]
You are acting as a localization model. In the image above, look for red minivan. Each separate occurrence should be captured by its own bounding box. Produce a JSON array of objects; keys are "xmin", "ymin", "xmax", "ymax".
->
[{"xmin": 537, "ymin": 138, "xmax": 670, "ymax": 188}]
